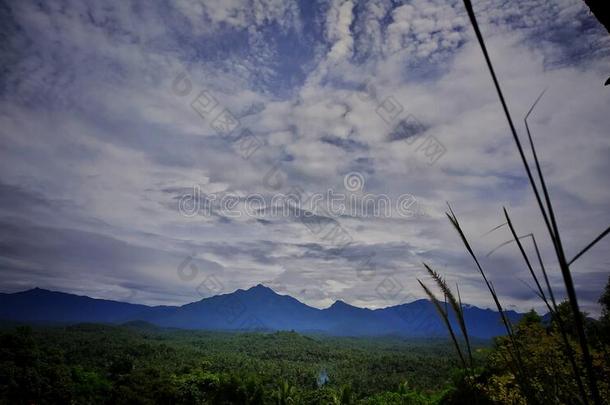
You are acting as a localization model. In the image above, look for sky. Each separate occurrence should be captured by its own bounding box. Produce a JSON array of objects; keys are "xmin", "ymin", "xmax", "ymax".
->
[{"xmin": 0, "ymin": 0, "xmax": 609, "ymax": 315}]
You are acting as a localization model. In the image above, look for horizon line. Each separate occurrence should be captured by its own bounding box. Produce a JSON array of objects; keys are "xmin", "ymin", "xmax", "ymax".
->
[{"xmin": 3, "ymin": 284, "xmax": 522, "ymax": 314}]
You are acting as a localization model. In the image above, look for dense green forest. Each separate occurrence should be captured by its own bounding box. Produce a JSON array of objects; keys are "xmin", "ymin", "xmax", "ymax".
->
[
  {"xmin": 1, "ymin": 289, "xmax": 609, "ymax": 404},
  {"xmin": 0, "ymin": 321, "xmax": 475, "ymax": 404}
]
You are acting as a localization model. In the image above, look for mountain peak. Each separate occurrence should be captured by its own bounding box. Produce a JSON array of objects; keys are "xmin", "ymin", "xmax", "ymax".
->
[
  {"xmin": 329, "ymin": 300, "xmax": 356, "ymax": 309},
  {"xmin": 253, "ymin": 283, "xmax": 271, "ymax": 290},
  {"xmin": 0, "ymin": 286, "xmax": 524, "ymax": 338},
  {"xmin": 24, "ymin": 287, "xmax": 53, "ymax": 294},
  {"xmin": 244, "ymin": 284, "xmax": 277, "ymax": 295}
]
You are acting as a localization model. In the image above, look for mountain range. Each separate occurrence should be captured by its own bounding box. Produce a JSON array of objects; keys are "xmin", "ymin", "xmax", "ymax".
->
[{"xmin": 0, "ymin": 284, "xmax": 522, "ymax": 338}]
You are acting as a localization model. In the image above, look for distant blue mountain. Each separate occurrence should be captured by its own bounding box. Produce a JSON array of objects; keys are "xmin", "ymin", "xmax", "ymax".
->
[
  {"xmin": 0, "ymin": 287, "xmax": 150, "ymax": 324},
  {"xmin": 0, "ymin": 284, "xmax": 522, "ymax": 338}
]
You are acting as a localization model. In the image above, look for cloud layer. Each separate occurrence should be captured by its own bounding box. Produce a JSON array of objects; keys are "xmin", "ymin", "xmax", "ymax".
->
[{"xmin": 1, "ymin": 0, "xmax": 609, "ymax": 314}]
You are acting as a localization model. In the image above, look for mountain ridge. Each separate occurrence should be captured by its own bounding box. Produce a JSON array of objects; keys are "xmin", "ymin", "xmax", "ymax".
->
[{"xmin": 0, "ymin": 285, "xmax": 523, "ymax": 338}]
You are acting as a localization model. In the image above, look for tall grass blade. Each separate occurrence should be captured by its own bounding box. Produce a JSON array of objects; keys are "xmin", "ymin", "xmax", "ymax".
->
[
  {"xmin": 461, "ymin": 1, "xmax": 601, "ymax": 402},
  {"xmin": 489, "ymin": 228, "xmax": 588, "ymax": 402},
  {"xmin": 568, "ymin": 226, "xmax": 610, "ymax": 265},
  {"xmin": 520, "ymin": 20, "xmax": 602, "ymax": 405},
  {"xmin": 503, "ymin": 208, "xmax": 550, "ymax": 310},
  {"xmin": 522, "ymin": 91, "xmax": 596, "ymax": 388},
  {"xmin": 461, "ymin": 0, "xmax": 553, "ymax": 243},
  {"xmin": 445, "ymin": 204, "xmax": 514, "ymax": 338},
  {"xmin": 486, "ymin": 234, "xmax": 531, "ymax": 258},
  {"xmin": 524, "ymin": 92, "xmax": 601, "ymax": 401},
  {"xmin": 423, "ymin": 263, "xmax": 473, "ymax": 367},
  {"xmin": 480, "ymin": 221, "xmax": 507, "ymax": 237},
  {"xmin": 418, "ymin": 279, "xmax": 467, "ymax": 368},
  {"xmin": 523, "ymin": 89, "xmax": 555, "ymax": 241},
  {"xmin": 445, "ymin": 204, "xmax": 541, "ymax": 401}
]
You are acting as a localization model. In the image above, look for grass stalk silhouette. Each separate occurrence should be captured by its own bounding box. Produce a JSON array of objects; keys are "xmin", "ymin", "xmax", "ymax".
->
[
  {"xmin": 423, "ymin": 263, "xmax": 473, "ymax": 367},
  {"xmin": 456, "ymin": 1, "xmax": 610, "ymax": 402},
  {"xmin": 444, "ymin": 204, "xmax": 541, "ymax": 402},
  {"xmin": 417, "ymin": 279, "xmax": 467, "ymax": 369},
  {"xmin": 503, "ymin": 209, "xmax": 589, "ymax": 402}
]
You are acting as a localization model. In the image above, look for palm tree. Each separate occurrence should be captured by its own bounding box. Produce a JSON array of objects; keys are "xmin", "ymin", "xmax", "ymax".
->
[
  {"xmin": 397, "ymin": 381, "xmax": 409, "ymax": 396},
  {"xmin": 274, "ymin": 380, "xmax": 297, "ymax": 405},
  {"xmin": 330, "ymin": 385, "xmax": 353, "ymax": 405}
]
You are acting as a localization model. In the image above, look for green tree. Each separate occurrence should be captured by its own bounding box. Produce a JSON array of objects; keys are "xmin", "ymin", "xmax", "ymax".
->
[
  {"xmin": 330, "ymin": 385, "xmax": 353, "ymax": 405},
  {"xmin": 274, "ymin": 380, "xmax": 297, "ymax": 405}
]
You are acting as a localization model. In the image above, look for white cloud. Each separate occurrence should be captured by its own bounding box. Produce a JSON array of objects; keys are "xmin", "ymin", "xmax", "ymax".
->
[
  {"xmin": 1, "ymin": 0, "xmax": 609, "ymax": 316},
  {"xmin": 326, "ymin": 0, "xmax": 355, "ymax": 62}
]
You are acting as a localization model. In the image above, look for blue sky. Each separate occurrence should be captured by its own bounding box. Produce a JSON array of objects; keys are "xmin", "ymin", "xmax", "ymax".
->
[{"xmin": 0, "ymin": 0, "xmax": 609, "ymax": 315}]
